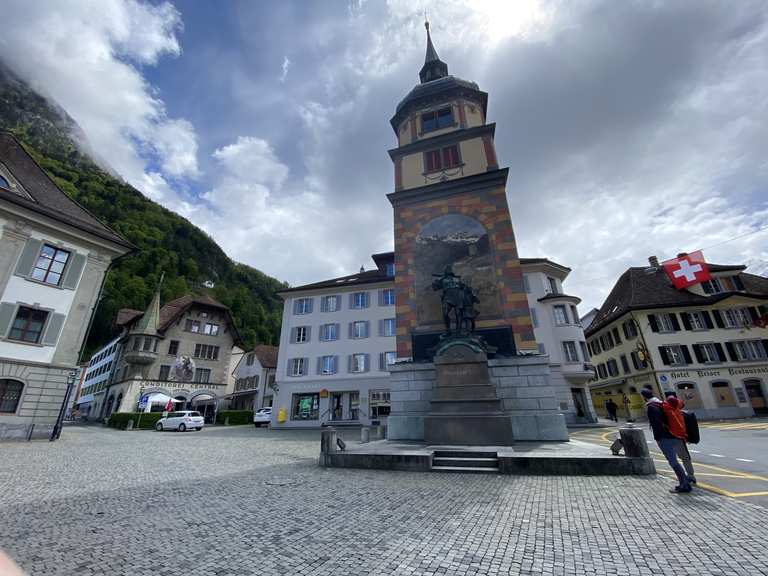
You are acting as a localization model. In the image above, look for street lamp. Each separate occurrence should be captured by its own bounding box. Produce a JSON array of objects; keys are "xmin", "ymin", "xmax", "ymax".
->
[{"xmin": 51, "ymin": 370, "xmax": 78, "ymax": 441}]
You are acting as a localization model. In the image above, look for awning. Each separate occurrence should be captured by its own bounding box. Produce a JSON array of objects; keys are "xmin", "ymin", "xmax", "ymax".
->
[
  {"xmin": 147, "ymin": 393, "xmax": 183, "ymax": 404},
  {"xmin": 76, "ymin": 394, "xmax": 94, "ymax": 405}
]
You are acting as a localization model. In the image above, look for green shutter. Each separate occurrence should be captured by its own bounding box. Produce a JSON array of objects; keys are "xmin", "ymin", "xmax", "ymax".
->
[
  {"xmin": 62, "ymin": 252, "xmax": 87, "ymax": 290},
  {"xmin": 41, "ymin": 312, "xmax": 66, "ymax": 346},
  {"xmin": 14, "ymin": 238, "xmax": 42, "ymax": 278},
  {"xmin": 0, "ymin": 303, "xmax": 16, "ymax": 338}
]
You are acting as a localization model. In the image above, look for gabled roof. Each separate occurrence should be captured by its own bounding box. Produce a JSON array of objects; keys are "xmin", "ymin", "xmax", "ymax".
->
[
  {"xmin": 0, "ymin": 132, "xmax": 132, "ymax": 249},
  {"xmin": 117, "ymin": 294, "xmax": 242, "ymax": 345},
  {"xmin": 278, "ymin": 268, "xmax": 392, "ymax": 294},
  {"xmin": 252, "ymin": 345, "xmax": 278, "ymax": 369},
  {"xmin": 585, "ymin": 264, "xmax": 768, "ymax": 336}
]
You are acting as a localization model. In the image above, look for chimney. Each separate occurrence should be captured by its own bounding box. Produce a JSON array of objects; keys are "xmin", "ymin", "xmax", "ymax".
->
[
  {"xmin": 677, "ymin": 252, "xmax": 688, "ymax": 258},
  {"xmin": 648, "ymin": 256, "xmax": 659, "ymax": 268}
]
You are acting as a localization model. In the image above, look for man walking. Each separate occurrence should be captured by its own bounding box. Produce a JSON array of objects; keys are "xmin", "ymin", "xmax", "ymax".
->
[
  {"xmin": 640, "ymin": 388, "xmax": 692, "ymax": 493},
  {"xmin": 663, "ymin": 393, "xmax": 697, "ymax": 485},
  {"xmin": 605, "ymin": 399, "xmax": 619, "ymax": 422}
]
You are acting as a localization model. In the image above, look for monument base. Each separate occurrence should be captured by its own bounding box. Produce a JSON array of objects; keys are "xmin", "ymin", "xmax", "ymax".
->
[
  {"xmin": 424, "ymin": 414, "xmax": 514, "ymax": 446},
  {"xmin": 388, "ymin": 352, "xmax": 569, "ymax": 443}
]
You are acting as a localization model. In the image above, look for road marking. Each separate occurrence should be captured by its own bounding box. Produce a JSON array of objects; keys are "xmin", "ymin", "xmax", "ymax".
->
[
  {"xmin": 736, "ymin": 458, "xmax": 755, "ymax": 463},
  {"xmin": 709, "ymin": 454, "xmax": 725, "ymax": 458}
]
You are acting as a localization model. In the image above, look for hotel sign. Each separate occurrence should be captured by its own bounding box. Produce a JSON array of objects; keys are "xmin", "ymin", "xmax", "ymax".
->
[{"xmin": 668, "ymin": 365, "xmax": 768, "ymax": 380}]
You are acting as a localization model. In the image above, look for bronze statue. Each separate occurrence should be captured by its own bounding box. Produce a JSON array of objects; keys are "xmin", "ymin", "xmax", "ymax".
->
[{"xmin": 432, "ymin": 265, "xmax": 479, "ymax": 336}]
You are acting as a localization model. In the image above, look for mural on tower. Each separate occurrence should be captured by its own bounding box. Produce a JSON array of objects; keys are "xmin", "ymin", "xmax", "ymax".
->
[{"xmin": 415, "ymin": 214, "xmax": 501, "ymax": 326}]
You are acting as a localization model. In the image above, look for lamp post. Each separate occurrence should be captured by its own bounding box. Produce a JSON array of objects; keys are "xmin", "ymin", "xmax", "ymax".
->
[{"xmin": 51, "ymin": 370, "xmax": 78, "ymax": 441}]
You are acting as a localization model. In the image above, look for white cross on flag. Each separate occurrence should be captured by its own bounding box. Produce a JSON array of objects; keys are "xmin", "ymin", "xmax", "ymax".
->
[{"xmin": 662, "ymin": 251, "xmax": 711, "ymax": 290}]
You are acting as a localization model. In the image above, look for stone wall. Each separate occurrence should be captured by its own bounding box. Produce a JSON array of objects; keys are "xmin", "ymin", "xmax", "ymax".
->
[
  {"xmin": 0, "ymin": 359, "xmax": 72, "ymax": 441},
  {"xmin": 387, "ymin": 354, "xmax": 569, "ymax": 442}
]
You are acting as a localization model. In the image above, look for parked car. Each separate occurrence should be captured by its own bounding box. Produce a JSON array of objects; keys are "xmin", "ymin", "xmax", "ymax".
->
[
  {"xmin": 155, "ymin": 411, "xmax": 204, "ymax": 432},
  {"xmin": 253, "ymin": 407, "xmax": 272, "ymax": 427}
]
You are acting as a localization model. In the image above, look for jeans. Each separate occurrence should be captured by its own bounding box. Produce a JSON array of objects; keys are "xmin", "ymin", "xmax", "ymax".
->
[{"xmin": 658, "ymin": 438, "xmax": 691, "ymax": 489}]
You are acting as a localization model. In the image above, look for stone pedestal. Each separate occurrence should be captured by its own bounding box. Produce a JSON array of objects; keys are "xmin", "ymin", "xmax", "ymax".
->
[
  {"xmin": 424, "ymin": 342, "xmax": 513, "ymax": 445},
  {"xmin": 388, "ymin": 352, "xmax": 568, "ymax": 443}
]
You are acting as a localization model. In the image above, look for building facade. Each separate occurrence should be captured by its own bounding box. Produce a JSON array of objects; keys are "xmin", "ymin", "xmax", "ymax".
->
[
  {"xmin": 521, "ymin": 258, "xmax": 597, "ymax": 423},
  {"xmin": 271, "ymin": 253, "xmax": 396, "ymax": 428},
  {"xmin": 0, "ymin": 133, "xmax": 132, "ymax": 440},
  {"xmin": 230, "ymin": 344, "xmax": 278, "ymax": 410},
  {"xmin": 75, "ymin": 335, "xmax": 121, "ymax": 418},
  {"xmin": 93, "ymin": 292, "xmax": 241, "ymax": 423},
  {"xmin": 586, "ymin": 258, "xmax": 768, "ymax": 420}
]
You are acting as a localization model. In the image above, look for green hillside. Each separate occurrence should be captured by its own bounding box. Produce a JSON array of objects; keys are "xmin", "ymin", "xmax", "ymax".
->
[{"xmin": 0, "ymin": 63, "xmax": 286, "ymax": 358}]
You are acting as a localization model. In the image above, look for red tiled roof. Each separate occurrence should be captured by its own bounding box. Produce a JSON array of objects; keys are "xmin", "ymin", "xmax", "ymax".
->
[{"xmin": 252, "ymin": 345, "xmax": 279, "ymax": 368}]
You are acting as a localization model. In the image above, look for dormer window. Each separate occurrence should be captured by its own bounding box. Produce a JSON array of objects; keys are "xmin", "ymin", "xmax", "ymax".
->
[
  {"xmin": 421, "ymin": 107, "xmax": 453, "ymax": 133},
  {"xmin": 424, "ymin": 145, "xmax": 460, "ymax": 173},
  {"xmin": 702, "ymin": 275, "xmax": 745, "ymax": 294}
]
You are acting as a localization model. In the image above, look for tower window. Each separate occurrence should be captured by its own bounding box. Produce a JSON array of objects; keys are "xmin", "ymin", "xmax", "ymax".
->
[
  {"xmin": 421, "ymin": 107, "xmax": 454, "ymax": 133},
  {"xmin": 424, "ymin": 145, "xmax": 461, "ymax": 173}
]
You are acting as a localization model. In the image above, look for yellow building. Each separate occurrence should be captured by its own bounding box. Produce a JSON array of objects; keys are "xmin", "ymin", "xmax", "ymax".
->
[{"xmin": 585, "ymin": 257, "xmax": 768, "ymax": 420}]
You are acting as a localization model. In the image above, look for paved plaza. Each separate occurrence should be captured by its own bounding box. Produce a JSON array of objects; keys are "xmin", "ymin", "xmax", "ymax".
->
[{"xmin": 1, "ymin": 425, "xmax": 767, "ymax": 576}]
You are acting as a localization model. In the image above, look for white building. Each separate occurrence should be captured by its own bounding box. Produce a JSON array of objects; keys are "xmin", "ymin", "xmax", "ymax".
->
[
  {"xmin": 271, "ymin": 253, "xmax": 396, "ymax": 428},
  {"xmin": 74, "ymin": 335, "xmax": 122, "ymax": 418},
  {"xmin": 0, "ymin": 132, "xmax": 133, "ymax": 440},
  {"xmin": 230, "ymin": 345, "xmax": 278, "ymax": 410},
  {"xmin": 521, "ymin": 258, "xmax": 597, "ymax": 423}
]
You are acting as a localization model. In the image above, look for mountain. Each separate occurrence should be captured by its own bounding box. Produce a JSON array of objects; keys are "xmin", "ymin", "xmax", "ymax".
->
[{"xmin": 0, "ymin": 63, "xmax": 286, "ymax": 358}]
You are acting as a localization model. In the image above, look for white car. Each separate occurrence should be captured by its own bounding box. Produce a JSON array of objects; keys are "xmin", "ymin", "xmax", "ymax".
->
[
  {"xmin": 155, "ymin": 411, "xmax": 204, "ymax": 432},
  {"xmin": 253, "ymin": 407, "xmax": 272, "ymax": 427}
]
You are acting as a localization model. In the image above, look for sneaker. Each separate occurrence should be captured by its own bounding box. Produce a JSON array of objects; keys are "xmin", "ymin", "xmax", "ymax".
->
[{"xmin": 670, "ymin": 486, "xmax": 692, "ymax": 494}]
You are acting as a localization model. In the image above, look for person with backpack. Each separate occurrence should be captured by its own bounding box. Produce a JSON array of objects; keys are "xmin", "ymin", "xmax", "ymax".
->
[
  {"xmin": 640, "ymin": 388, "xmax": 692, "ymax": 493},
  {"xmin": 662, "ymin": 393, "xmax": 696, "ymax": 485}
]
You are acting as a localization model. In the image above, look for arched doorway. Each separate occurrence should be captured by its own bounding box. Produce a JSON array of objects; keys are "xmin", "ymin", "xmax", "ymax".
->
[
  {"xmin": 174, "ymin": 396, "xmax": 187, "ymax": 410},
  {"xmin": 711, "ymin": 381, "xmax": 736, "ymax": 407},
  {"xmin": 104, "ymin": 395, "xmax": 115, "ymax": 417},
  {"xmin": 189, "ymin": 393, "xmax": 217, "ymax": 423},
  {"xmin": 675, "ymin": 382, "xmax": 702, "ymax": 410},
  {"xmin": 744, "ymin": 379, "xmax": 767, "ymax": 415},
  {"xmin": 115, "ymin": 393, "xmax": 123, "ymax": 414}
]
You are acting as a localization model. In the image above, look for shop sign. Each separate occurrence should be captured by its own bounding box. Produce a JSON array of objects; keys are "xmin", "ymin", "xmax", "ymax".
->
[{"xmin": 728, "ymin": 366, "xmax": 768, "ymax": 376}]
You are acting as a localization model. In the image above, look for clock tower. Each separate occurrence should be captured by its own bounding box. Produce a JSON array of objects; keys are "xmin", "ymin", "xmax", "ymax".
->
[{"xmin": 388, "ymin": 22, "xmax": 537, "ymax": 360}]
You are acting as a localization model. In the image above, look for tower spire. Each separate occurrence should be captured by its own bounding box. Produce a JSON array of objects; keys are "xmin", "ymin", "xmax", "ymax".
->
[{"xmin": 419, "ymin": 18, "xmax": 448, "ymax": 84}]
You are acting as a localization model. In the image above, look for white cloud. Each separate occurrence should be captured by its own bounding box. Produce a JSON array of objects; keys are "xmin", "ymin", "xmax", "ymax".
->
[
  {"xmin": 0, "ymin": 0, "xmax": 197, "ymax": 206},
  {"xmin": 280, "ymin": 56, "xmax": 291, "ymax": 83}
]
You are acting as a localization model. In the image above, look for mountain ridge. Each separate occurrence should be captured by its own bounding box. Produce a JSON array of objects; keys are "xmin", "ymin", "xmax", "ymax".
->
[{"xmin": 0, "ymin": 61, "xmax": 286, "ymax": 357}]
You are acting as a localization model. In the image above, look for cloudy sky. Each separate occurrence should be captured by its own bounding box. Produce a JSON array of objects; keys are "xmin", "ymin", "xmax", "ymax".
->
[{"xmin": 1, "ymin": 0, "xmax": 767, "ymax": 312}]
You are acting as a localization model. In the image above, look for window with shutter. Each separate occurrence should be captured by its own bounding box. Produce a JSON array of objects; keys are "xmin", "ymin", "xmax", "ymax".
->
[
  {"xmin": 8, "ymin": 306, "xmax": 50, "ymax": 344},
  {"xmin": 620, "ymin": 355, "xmax": 630, "ymax": 374}
]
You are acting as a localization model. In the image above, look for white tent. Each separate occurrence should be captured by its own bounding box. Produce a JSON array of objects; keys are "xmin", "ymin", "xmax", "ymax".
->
[{"xmin": 143, "ymin": 393, "xmax": 183, "ymax": 413}]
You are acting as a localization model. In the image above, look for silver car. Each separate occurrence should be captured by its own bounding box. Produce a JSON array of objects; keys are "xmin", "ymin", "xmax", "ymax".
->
[{"xmin": 155, "ymin": 411, "xmax": 204, "ymax": 432}]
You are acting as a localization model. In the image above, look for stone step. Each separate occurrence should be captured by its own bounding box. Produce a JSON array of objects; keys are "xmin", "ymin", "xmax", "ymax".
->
[
  {"xmin": 431, "ymin": 465, "xmax": 500, "ymax": 474},
  {"xmin": 433, "ymin": 456, "xmax": 498, "ymax": 468},
  {"xmin": 434, "ymin": 450, "xmax": 498, "ymax": 459}
]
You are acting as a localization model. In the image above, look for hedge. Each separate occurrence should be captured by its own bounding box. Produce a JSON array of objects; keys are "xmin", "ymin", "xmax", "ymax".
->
[
  {"xmin": 215, "ymin": 410, "xmax": 253, "ymax": 425},
  {"xmin": 108, "ymin": 412, "xmax": 164, "ymax": 430}
]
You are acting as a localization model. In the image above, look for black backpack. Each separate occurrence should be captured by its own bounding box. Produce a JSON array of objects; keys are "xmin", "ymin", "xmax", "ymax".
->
[{"xmin": 683, "ymin": 411, "xmax": 700, "ymax": 444}]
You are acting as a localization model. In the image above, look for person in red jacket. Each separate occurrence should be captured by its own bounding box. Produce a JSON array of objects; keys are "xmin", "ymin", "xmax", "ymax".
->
[{"xmin": 663, "ymin": 393, "xmax": 696, "ymax": 485}]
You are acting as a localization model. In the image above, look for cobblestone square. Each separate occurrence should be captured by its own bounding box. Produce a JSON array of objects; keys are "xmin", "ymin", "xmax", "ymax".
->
[{"xmin": 1, "ymin": 425, "xmax": 767, "ymax": 576}]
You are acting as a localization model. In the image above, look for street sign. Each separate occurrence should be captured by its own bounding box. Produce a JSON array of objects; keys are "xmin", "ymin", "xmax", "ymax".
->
[{"xmin": 138, "ymin": 394, "xmax": 149, "ymax": 411}]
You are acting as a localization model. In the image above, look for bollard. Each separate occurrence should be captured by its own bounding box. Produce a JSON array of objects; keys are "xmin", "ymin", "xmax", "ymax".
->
[
  {"xmin": 361, "ymin": 427, "xmax": 370, "ymax": 443},
  {"xmin": 320, "ymin": 427, "xmax": 338, "ymax": 467},
  {"xmin": 372, "ymin": 426, "xmax": 383, "ymax": 440},
  {"xmin": 126, "ymin": 419, "xmax": 134, "ymax": 430},
  {"xmin": 619, "ymin": 426, "xmax": 649, "ymax": 458},
  {"xmin": 224, "ymin": 416, "xmax": 230, "ymax": 426}
]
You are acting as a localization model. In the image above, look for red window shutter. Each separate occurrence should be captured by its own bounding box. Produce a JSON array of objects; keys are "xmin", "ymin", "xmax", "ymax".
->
[
  {"xmin": 443, "ymin": 145, "xmax": 459, "ymax": 168},
  {"xmin": 426, "ymin": 150, "xmax": 441, "ymax": 172}
]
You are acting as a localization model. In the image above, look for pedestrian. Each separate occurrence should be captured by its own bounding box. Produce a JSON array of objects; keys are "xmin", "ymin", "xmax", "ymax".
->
[
  {"xmin": 663, "ymin": 392, "xmax": 697, "ymax": 485},
  {"xmin": 605, "ymin": 398, "xmax": 619, "ymax": 422},
  {"xmin": 640, "ymin": 388, "xmax": 692, "ymax": 493}
]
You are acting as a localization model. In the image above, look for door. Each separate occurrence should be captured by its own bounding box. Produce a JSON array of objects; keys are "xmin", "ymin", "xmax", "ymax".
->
[
  {"xmin": 331, "ymin": 393, "xmax": 343, "ymax": 421},
  {"xmin": 349, "ymin": 392, "xmax": 360, "ymax": 421},
  {"xmin": 570, "ymin": 388, "xmax": 586, "ymax": 418},
  {"xmin": 711, "ymin": 381, "xmax": 736, "ymax": 407},
  {"xmin": 745, "ymin": 379, "xmax": 767, "ymax": 414}
]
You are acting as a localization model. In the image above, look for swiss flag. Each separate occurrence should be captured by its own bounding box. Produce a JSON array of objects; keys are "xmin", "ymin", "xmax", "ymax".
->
[
  {"xmin": 662, "ymin": 251, "xmax": 711, "ymax": 290},
  {"xmin": 164, "ymin": 398, "xmax": 174, "ymax": 412}
]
